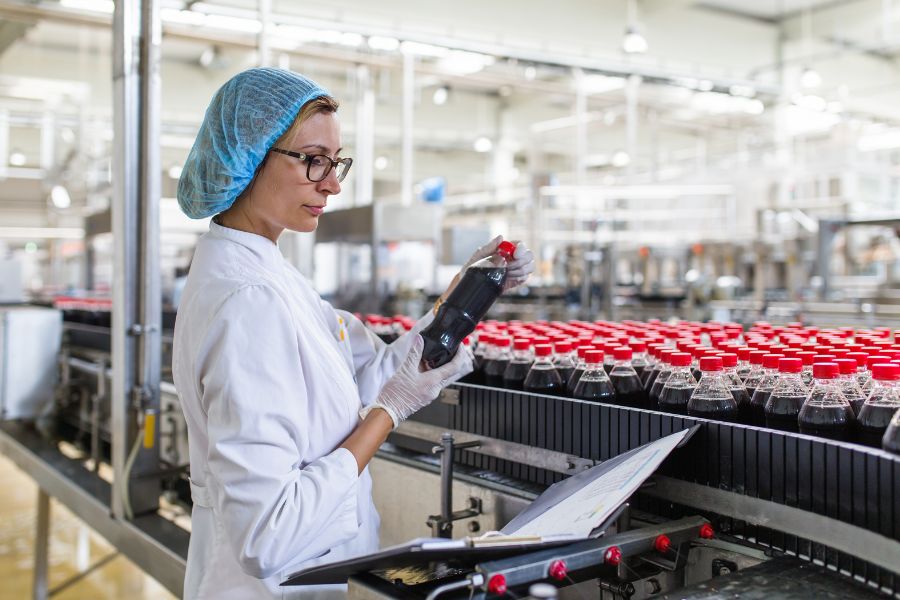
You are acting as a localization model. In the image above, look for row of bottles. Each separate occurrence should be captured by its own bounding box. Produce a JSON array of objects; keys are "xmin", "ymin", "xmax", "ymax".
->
[{"xmin": 458, "ymin": 319, "xmax": 900, "ymax": 454}]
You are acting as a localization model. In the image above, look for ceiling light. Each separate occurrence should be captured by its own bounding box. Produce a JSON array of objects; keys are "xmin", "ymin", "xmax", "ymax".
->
[
  {"xmin": 611, "ymin": 151, "xmax": 631, "ymax": 167},
  {"xmin": 168, "ymin": 165, "xmax": 183, "ymax": 180},
  {"xmin": 698, "ymin": 80, "xmax": 714, "ymax": 92},
  {"xmin": 51, "ymin": 185, "xmax": 71, "ymax": 209},
  {"xmin": 728, "ymin": 84, "xmax": 756, "ymax": 98},
  {"xmin": 622, "ymin": 26, "xmax": 648, "ymax": 54},
  {"xmin": 579, "ymin": 74, "xmax": 626, "ymax": 95},
  {"xmin": 9, "ymin": 151, "xmax": 26, "ymax": 167},
  {"xmin": 438, "ymin": 50, "xmax": 493, "ymax": 76},
  {"xmin": 199, "ymin": 47, "xmax": 216, "ymax": 68},
  {"xmin": 374, "ymin": 156, "xmax": 389, "ymax": 170},
  {"xmin": 25, "ymin": 242, "xmax": 37, "ymax": 254},
  {"xmin": 473, "ymin": 137, "xmax": 493, "ymax": 153},
  {"xmin": 524, "ymin": 65, "xmax": 537, "ymax": 81},
  {"xmin": 432, "ymin": 86, "xmax": 449, "ymax": 105},
  {"xmin": 800, "ymin": 66, "xmax": 822, "ymax": 89},
  {"xmin": 400, "ymin": 41, "xmax": 449, "ymax": 58},
  {"xmin": 368, "ymin": 36, "xmax": 400, "ymax": 51},
  {"xmin": 60, "ymin": 0, "xmax": 114, "ymax": 13}
]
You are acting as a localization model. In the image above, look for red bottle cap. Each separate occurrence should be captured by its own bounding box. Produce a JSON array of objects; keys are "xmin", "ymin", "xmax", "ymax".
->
[
  {"xmin": 813, "ymin": 354, "xmax": 836, "ymax": 364},
  {"xmin": 867, "ymin": 355, "xmax": 891, "ymax": 370},
  {"xmin": 737, "ymin": 347, "xmax": 752, "ymax": 361},
  {"xmin": 554, "ymin": 341, "xmax": 573, "ymax": 353},
  {"xmin": 585, "ymin": 350, "xmax": 604, "ymax": 364},
  {"xmin": 812, "ymin": 362, "xmax": 839, "ymax": 379},
  {"xmin": 604, "ymin": 546, "xmax": 622, "ymax": 565},
  {"xmin": 613, "ymin": 347, "xmax": 632, "ymax": 361},
  {"xmin": 577, "ymin": 345, "xmax": 594, "ymax": 359},
  {"xmin": 670, "ymin": 352, "xmax": 692, "ymax": 367},
  {"xmin": 872, "ymin": 363, "xmax": 900, "ymax": 381},
  {"xmin": 834, "ymin": 358, "xmax": 857, "ymax": 375},
  {"xmin": 513, "ymin": 338, "xmax": 532, "ymax": 351},
  {"xmin": 778, "ymin": 357, "xmax": 802, "ymax": 373},
  {"xmin": 700, "ymin": 356, "xmax": 723, "ymax": 372},
  {"xmin": 797, "ymin": 351, "xmax": 816, "ymax": 366},
  {"xmin": 497, "ymin": 240, "xmax": 517, "ymax": 260},
  {"xmin": 846, "ymin": 352, "xmax": 868, "ymax": 367},
  {"xmin": 495, "ymin": 337, "xmax": 511, "ymax": 348},
  {"xmin": 720, "ymin": 353, "xmax": 738, "ymax": 368},
  {"xmin": 749, "ymin": 350, "xmax": 767, "ymax": 365},
  {"xmin": 763, "ymin": 353, "xmax": 784, "ymax": 369},
  {"xmin": 548, "ymin": 560, "xmax": 568, "ymax": 581},
  {"xmin": 487, "ymin": 574, "xmax": 507, "ymax": 595},
  {"xmin": 534, "ymin": 344, "xmax": 553, "ymax": 357},
  {"xmin": 630, "ymin": 341, "xmax": 647, "ymax": 352}
]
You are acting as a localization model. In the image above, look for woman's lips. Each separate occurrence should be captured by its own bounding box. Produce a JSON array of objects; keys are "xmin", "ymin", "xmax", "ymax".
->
[{"xmin": 304, "ymin": 205, "xmax": 325, "ymax": 217}]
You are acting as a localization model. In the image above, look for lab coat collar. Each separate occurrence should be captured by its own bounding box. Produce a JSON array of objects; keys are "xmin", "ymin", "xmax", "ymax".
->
[{"xmin": 209, "ymin": 219, "xmax": 284, "ymax": 268}]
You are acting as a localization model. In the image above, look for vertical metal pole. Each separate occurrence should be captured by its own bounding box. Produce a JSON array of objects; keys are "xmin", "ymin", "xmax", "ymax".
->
[
  {"xmin": 134, "ymin": 0, "xmax": 162, "ymax": 516},
  {"xmin": 258, "ymin": 0, "xmax": 271, "ymax": 67},
  {"xmin": 401, "ymin": 51, "xmax": 414, "ymax": 207},
  {"xmin": 439, "ymin": 433, "xmax": 454, "ymax": 538},
  {"xmin": 0, "ymin": 111, "xmax": 8, "ymax": 181},
  {"xmin": 32, "ymin": 489, "xmax": 50, "ymax": 600},
  {"xmin": 111, "ymin": 0, "xmax": 141, "ymax": 522},
  {"xmin": 354, "ymin": 64, "xmax": 375, "ymax": 207},
  {"xmin": 625, "ymin": 75, "xmax": 640, "ymax": 179},
  {"xmin": 112, "ymin": 0, "xmax": 161, "ymax": 519},
  {"xmin": 573, "ymin": 68, "xmax": 587, "ymax": 187}
]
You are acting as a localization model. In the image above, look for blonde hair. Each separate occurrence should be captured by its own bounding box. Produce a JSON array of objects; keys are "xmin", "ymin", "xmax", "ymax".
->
[{"xmin": 274, "ymin": 95, "xmax": 340, "ymax": 149}]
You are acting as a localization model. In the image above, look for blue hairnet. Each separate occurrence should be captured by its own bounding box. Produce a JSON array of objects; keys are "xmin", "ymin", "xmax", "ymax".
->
[{"xmin": 177, "ymin": 67, "xmax": 330, "ymax": 219}]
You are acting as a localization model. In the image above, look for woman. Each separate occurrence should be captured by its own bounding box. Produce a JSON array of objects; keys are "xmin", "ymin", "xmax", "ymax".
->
[{"xmin": 172, "ymin": 67, "xmax": 535, "ymax": 600}]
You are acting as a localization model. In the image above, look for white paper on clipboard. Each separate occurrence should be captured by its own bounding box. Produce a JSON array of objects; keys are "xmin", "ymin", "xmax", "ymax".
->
[{"xmin": 502, "ymin": 427, "xmax": 694, "ymax": 539}]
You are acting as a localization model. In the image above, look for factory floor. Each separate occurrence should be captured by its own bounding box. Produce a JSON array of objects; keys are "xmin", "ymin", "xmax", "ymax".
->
[{"xmin": 0, "ymin": 453, "xmax": 176, "ymax": 600}]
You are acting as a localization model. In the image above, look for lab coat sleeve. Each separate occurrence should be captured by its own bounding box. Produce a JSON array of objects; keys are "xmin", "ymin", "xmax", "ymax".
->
[
  {"xmin": 199, "ymin": 284, "xmax": 361, "ymax": 579},
  {"xmin": 331, "ymin": 305, "xmax": 433, "ymax": 407}
]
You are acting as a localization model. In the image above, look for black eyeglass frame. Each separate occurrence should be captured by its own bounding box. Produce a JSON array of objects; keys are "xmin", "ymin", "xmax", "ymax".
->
[{"xmin": 270, "ymin": 147, "xmax": 353, "ymax": 182}]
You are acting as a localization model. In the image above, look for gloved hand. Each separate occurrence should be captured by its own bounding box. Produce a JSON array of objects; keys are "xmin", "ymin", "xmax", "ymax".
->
[
  {"xmin": 362, "ymin": 335, "xmax": 473, "ymax": 428},
  {"xmin": 464, "ymin": 235, "xmax": 535, "ymax": 292}
]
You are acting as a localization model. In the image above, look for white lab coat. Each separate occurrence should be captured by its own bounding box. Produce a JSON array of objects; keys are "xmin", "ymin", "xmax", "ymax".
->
[{"xmin": 172, "ymin": 221, "xmax": 432, "ymax": 599}]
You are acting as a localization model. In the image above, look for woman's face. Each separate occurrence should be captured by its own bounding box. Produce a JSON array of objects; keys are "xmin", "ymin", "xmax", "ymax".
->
[{"xmin": 238, "ymin": 111, "xmax": 344, "ymax": 238}]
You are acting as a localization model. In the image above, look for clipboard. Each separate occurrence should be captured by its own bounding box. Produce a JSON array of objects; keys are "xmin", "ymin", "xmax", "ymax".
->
[{"xmin": 282, "ymin": 426, "xmax": 697, "ymax": 587}]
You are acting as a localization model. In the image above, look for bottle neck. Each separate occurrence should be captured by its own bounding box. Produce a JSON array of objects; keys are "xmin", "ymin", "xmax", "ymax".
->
[{"xmin": 532, "ymin": 356, "xmax": 555, "ymax": 368}]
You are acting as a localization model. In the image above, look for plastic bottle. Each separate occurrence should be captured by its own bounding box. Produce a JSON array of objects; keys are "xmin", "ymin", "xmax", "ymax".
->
[
  {"xmin": 857, "ymin": 363, "xmax": 900, "ymax": 447},
  {"xmin": 658, "ymin": 352, "xmax": 697, "ymax": 415},
  {"xmin": 687, "ymin": 356, "xmax": 739, "ymax": 421},
  {"xmin": 421, "ymin": 241, "xmax": 516, "ymax": 369},
  {"xmin": 566, "ymin": 345, "xmax": 596, "ymax": 396},
  {"xmin": 649, "ymin": 350, "xmax": 675, "ymax": 407},
  {"xmin": 834, "ymin": 358, "xmax": 867, "ymax": 416},
  {"xmin": 882, "ymin": 408, "xmax": 900, "ymax": 455},
  {"xmin": 471, "ymin": 333, "xmax": 493, "ymax": 385},
  {"xmin": 719, "ymin": 352, "xmax": 752, "ymax": 423},
  {"xmin": 743, "ymin": 350, "xmax": 769, "ymax": 400},
  {"xmin": 552, "ymin": 341, "xmax": 577, "ymax": 386},
  {"xmin": 797, "ymin": 351, "xmax": 816, "ymax": 386},
  {"xmin": 573, "ymin": 350, "xmax": 616, "ymax": 403},
  {"xmin": 629, "ymin": 341, "xmax": 649, "ymax": 381},
  {"xmin": 602, "ymin": 342, "xmax": 617, "ymax": 375},
  {"xmin": 736, "ymin": 347, "xmax": 753, "ymax": 381},
  {"xmin": 524, "ymin": 344, "xmax": 564, "ymax": 395},
  {"xmin": 482, "ymin": 336, "xmax": 512, "ymax": 388},
  {"xmin": 764, "ymin": 358, "xmax": 809, "ymax": 433},
  {"xmin": 643, "ymin": 345, "xmax": 665, "ymax": 392},
  {"xmin": 609, "ymin": 347, "xmax": 650, "ymax": 408},
  {"xmin": 798, "ymin": 362, "xmax": 855, "ymax": 441},
  {"xmin": 749, "ymin": 353, "xmax": 784, "ymax": 426},
  {"xmin": 862, "ymin": 355, "xmax": 891, "ymax": 395},
  {"xmin": 502, "ymin": 338, "xmax": 534, "ymax": 391}
]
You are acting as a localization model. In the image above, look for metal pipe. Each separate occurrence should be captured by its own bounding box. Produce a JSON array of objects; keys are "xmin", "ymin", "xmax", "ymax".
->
[
  {"xmin": 439, "ymin": 432, "xmax": 454, "ymax": 531},
  {"xmin": 32, "ymin": 489, "xmax": 50, "ymax": 600},
  {"xmin": 111, "ymin": 0, "xmax": 141, "ymax": 523},
  {"xmin": 401, "ymin": 51, "xmax": 414, "ymax": 207}
]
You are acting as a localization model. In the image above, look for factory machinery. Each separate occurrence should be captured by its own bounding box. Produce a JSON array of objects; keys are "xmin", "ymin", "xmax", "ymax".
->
[{"xmin": 1, "ymin": 305, "xmax": 899, "ymax": 599}]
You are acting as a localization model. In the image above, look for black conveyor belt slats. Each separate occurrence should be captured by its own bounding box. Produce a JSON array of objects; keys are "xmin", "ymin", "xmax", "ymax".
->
[{"xmin": 397, "ymin": 384, "xmax": 900, "ymax": 595}]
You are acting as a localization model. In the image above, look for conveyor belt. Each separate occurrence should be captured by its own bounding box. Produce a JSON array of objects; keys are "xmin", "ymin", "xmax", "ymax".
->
[{"xmin": 392, "ymin": 383, "xmax": 900, "ymax": 596}]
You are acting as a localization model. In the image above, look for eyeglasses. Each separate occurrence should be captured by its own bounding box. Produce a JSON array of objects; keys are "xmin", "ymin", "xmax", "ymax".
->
[{"xmin": 270, "ymin": 147, "xmax": 353, "ymax": 183}]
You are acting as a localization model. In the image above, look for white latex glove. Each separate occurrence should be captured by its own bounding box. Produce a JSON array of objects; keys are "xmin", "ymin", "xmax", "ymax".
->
[
  {"xmin": 361, "ymin": 335, "xmax": 473, "ymax": 428},
  {"xmin": 464, "ymin": 235, "xmax": 536, "ymax": 291}
]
